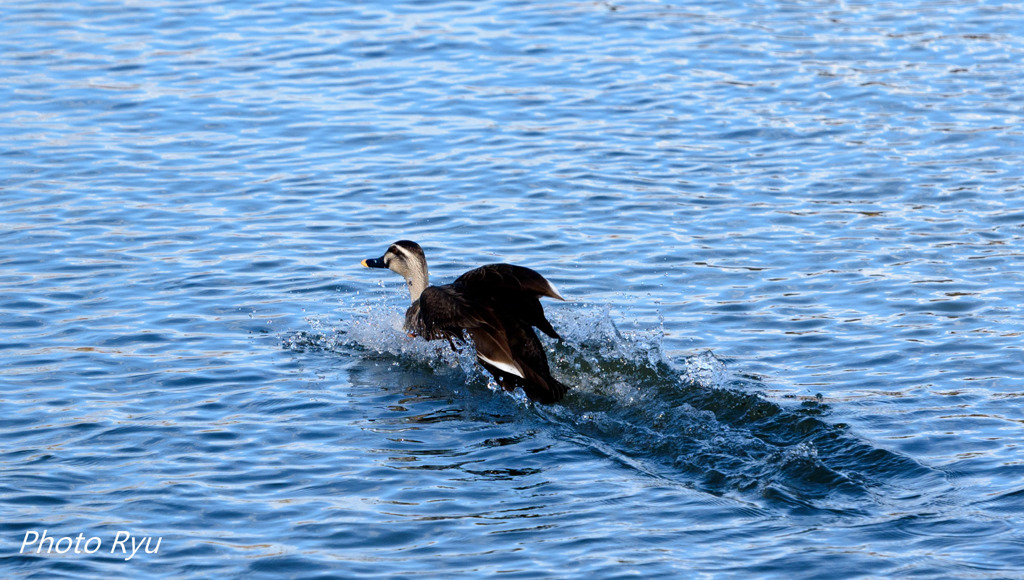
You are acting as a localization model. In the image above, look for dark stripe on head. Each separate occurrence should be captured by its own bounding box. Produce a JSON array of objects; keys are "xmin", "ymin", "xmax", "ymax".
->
[{"xmin": 391, "ymin": 240, "xmax": 425, "ymax": 262}]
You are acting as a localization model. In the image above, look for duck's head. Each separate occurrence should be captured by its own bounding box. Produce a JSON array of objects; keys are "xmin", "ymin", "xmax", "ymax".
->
[{"xmin": 362, "ymin": 240, "xmax": 429, "ymax": 302}]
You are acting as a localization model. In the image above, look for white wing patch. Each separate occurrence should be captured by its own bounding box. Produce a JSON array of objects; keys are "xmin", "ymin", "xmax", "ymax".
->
[
  {"xmin": 544, "ymin": 279, "xmax": 565, "ymax": 301},
  {"xmin": 477, "ymin": 353, "xmax": 524, "ymax": 378}
]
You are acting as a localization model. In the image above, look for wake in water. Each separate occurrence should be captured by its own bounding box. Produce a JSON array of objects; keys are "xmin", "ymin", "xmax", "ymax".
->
[{"xmin": 284, "ymin": 300, "xmax": 946, "ymax": 514}]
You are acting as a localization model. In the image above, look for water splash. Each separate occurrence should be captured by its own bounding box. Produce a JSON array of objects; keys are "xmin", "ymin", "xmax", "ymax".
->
[
  {"xmin": 284, "ymin": 301, "xmax": 945, "ymax": 513},
  {"xmin": 283, "ymin": 299, "xmax": 484, "ymax": 379}
]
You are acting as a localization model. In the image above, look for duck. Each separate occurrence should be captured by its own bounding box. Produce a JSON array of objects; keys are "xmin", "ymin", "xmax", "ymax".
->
[{"xmin": 361, "ymin": 240, "xmax": 569, "ymax": 403}]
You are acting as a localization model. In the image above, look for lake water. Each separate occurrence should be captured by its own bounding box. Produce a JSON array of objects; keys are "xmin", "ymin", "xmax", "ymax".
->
[{"xmin": 3, "ymin": 0, "xmax": 1024, "ymax": 577}]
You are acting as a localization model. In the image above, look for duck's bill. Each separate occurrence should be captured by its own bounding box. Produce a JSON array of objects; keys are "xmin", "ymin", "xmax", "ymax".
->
[{"xmin": 361, "ymin": 257, "xmax": 387, "ymax": 268}]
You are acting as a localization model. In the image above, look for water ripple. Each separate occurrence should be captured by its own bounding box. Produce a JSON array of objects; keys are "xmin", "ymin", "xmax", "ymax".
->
[{"xmin": 4, "ymin": 0, "xmax": 1024, "ymax": 577}]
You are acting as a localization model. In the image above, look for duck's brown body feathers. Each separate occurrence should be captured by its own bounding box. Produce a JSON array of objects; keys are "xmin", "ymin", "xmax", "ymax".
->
[{"xmin": 404, "ymin": 263, "xmax": 568, "ymax": 404}]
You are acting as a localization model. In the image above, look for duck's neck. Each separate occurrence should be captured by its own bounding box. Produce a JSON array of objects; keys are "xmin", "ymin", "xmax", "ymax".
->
[{"xmin": 405, "ymin": 264, "xmax": 428, "ymax": 303}]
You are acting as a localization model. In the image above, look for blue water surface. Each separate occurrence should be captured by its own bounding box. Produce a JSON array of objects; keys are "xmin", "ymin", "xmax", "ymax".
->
[{"xmin": 3, "ymin": 0, "xmax": 1024, "ymax": 578}]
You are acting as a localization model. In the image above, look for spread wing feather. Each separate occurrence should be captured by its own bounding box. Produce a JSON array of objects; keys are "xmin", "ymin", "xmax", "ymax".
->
[
  {"xmin": 454, "ymin": 263, "xmax": 564, "ymax": 301},
  {"xmin": 454, "ymin": 264, "xmax": 563, "ymax": 339}
]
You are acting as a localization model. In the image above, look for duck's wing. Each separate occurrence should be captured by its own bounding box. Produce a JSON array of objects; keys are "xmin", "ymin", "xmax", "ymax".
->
[
  {"xmin": 454, "ymin": 264, "xmax": 564, "ymax": 339},
  {"xmin": 454, "ymin": 263, "xmax": 564, "ymax": 301},
  {"xmin": 409, "ymin": 285, "xmax": 525, "ymax": 376},
  {"xmin": 405, "ymin": 285, "xmax": 485, "ymax": 342},
  {"xmin": 472, "ymin": 320, "xmax": 568, "ymax": 404},
  {"xmin": 407, "ymin": 283, "xmax": 568, "ymax": 404},
  {"xmin": 408, "ymin": 287, "xmax": 527, "ymax": 384}
]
